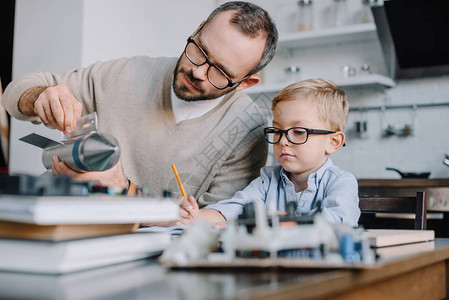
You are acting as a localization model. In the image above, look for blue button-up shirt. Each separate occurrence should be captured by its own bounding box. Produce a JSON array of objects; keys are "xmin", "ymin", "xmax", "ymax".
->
[{"xmin": 205, "ymin": 158, "xmax": 360, "ymax": 227}]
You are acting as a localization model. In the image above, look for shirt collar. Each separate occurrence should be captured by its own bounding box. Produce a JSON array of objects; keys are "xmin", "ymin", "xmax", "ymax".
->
[{"xmin": 279, "ymin": 157, "xmax": 334, "ymax": 188}]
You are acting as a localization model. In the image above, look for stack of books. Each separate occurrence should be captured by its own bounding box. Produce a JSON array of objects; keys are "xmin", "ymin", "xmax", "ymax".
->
[
  {"xmin": 0, "ymin": 259, "xmax": 168, "ymax": 299},
  {"xmin": 0, "ymin": 260, "xmax": 159, "ymax": 299},
  {"xmin": 0, "ymin": 194, "xmax": 179, "ymax": 274},
  {"xmin": 363, "ymin": 229, "xmax": 435, "ymax": 259}
]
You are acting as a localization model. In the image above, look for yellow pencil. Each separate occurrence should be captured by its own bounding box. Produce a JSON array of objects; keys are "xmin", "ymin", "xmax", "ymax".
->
[{"xmin": 171, "ymin": 164, "xmax": 192, "ymax": 214}]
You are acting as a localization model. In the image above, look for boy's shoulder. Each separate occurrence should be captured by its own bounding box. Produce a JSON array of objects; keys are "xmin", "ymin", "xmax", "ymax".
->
[{"xmin": 319, "ymin": 159, "xmax": 357, "ymax": 182}]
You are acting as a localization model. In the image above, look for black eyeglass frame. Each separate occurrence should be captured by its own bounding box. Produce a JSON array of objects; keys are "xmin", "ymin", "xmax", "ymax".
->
[
  {"xmin": 184, "ymin": 34, "xmax": 250, "ymax": 90},
  {"xmin": 264, "ymin": 126, "xmax": 337, "ymax": 145}
]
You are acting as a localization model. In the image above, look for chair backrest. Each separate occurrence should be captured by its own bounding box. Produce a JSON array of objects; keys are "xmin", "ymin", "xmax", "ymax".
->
[{"xmin": 359, "ymin": 191, "xmax": 426, "ymax": 230}]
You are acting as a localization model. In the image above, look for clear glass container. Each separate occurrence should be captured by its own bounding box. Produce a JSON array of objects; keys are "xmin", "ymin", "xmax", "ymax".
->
[
  {"xmin": 361, "ymin": 0, "xmax": 375, "ymax": 23},
  {"xmin": 333, "ymin": 0, "xmax": 349, "ymax": 27},
  {"xmin": 297, "ymin": 0, "xmax": 313, "ymax": 32},
  {"xmin": 284, "ymin": 65, "xmax": 301, "ymax": 83}
]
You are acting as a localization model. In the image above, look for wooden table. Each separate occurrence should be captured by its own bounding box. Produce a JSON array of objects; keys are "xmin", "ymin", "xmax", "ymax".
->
[
  {"xmin": 255, "ymin": 239, "xmax": 449, "ymax": 300},
  {"xmin": 1, "ymin": 239, "xmax": 449, "ymax": 300}
]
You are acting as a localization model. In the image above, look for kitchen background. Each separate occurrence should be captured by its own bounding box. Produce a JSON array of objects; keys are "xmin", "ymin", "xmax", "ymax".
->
[{"xmin": 4, "ymin": 0, "xmax": 449, "ymax": 179}]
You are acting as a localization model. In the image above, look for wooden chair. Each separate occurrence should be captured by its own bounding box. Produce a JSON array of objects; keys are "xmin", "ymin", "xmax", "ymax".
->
[{"xmin": 358, "ymin": 191, "xmax": 427, "ymax": 230}]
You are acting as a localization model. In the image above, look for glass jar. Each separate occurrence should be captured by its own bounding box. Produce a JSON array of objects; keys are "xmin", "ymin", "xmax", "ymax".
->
[
  {"xmin": 361, "ymin": 0, "xmax": 376, "ymax": 23},
  {"xmin": 284, "ymin": 65, "xmax": 301, "ymax": 83},
  {"xmin": 297, "ymin": 0, "xmax": 313, "ymax": 31},
  {"xmin": 332, "ymin": 0, "xmax": 349, "ymax": 27},
  {"xmin": 341, "ymin": 65, "xmax": 356, "ymax": 78}
]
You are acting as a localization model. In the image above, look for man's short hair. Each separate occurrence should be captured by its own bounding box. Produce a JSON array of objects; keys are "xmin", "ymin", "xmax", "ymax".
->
[
  {"xmin": 206, "ymin": 1, "xmax": 278, "ymax": 74},
  {"xmin": 272, "ymin": 79, "xmax": 349, "ymax": 132}
]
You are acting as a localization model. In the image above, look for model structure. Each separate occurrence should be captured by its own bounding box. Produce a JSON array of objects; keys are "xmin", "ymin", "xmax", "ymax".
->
[{"xmin": 161, "ymin": 202, "xmax": 375, "ymax": 268}]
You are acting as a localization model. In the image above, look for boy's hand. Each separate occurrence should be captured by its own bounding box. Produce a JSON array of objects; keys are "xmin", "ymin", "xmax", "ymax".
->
[
  {"xmin": 139, "ymin": 196, "xmax": 199, "ymax": 228},
  {"xmin": 177, "ymin": 195, "xmax": 199, "ymax": 226}
]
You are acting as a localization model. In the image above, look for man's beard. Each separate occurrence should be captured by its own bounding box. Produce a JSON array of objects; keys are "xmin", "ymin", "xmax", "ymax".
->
[{"xmin": 172, "ymin": 58, "xmax": 237, "ymax": 102}]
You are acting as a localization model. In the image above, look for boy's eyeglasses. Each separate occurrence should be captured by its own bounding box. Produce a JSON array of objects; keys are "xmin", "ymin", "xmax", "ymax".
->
[{"xmin": 264, "ymin": 127, "xmax": 336, "ymax": 145}]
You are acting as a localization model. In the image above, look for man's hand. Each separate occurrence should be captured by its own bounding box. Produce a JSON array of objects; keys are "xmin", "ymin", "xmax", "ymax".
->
[
  {"xmin": 52, "ymin": 156, "xmax": 128, "ymax": 189},
  {"xmin": 20, "ymin": 84, "xmax": 83, "ymax": 135}
]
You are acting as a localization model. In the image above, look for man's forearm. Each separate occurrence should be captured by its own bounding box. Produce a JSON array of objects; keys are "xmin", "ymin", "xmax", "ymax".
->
[{"xmin": 18, "ymin": 86, "xmax": 47, "ymax": 116}]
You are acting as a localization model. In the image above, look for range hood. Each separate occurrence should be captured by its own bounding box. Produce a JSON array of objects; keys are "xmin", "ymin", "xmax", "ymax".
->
[{"xmin": 372, "ymin": 0, "xmax": 449, "ymax": 79}]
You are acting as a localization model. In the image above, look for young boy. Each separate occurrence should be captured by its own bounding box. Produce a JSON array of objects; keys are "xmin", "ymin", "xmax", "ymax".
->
[{"xmin": 180, "ymin": 79, "xmax": 360, "ymax": 227}]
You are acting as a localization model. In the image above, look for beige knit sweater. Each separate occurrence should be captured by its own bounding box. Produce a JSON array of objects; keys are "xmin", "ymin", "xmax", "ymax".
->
[{"xmin": 3, "ymin": 56, "xmax": 268, "ymax": 206}]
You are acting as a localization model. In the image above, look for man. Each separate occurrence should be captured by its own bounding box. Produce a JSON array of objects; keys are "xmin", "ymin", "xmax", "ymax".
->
[{"xmin": 2, "ymin": 1, "xmax": 278, "ymax": 206}]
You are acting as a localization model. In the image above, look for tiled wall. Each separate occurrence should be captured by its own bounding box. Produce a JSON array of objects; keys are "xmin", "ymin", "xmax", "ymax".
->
[{"xmin": 334, "ymin": 76, "xmax": 449, "ymax": 179}]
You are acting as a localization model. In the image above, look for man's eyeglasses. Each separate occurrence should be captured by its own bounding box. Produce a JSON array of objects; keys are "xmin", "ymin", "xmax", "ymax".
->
[
  {"xmin": 184, "ymin": 37, "xmax": 250, "ymax": 90},
  {"xmin": 264, "ymin": 127, "xmax": 336, "ymax": 145}
]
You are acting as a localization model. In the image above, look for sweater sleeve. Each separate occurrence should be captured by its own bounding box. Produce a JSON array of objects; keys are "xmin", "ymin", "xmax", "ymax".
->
[
  {"xmin": 2, "ymin": 58, "xmax": 129, "ymax": 122},
  {"xmin": 197, "ymin": 123, "xmax": 268, "ymax": 207}
]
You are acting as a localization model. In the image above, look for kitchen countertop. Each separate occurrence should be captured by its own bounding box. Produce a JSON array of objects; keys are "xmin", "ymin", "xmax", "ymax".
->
[{"xmin": 358, "ymin": 179, "xmax": 449, "ymax": 188}]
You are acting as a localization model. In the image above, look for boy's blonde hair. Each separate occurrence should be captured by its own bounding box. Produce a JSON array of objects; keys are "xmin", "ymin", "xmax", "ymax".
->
[{"xmin": 271, "ymin": 78, "xmax": 349, "ymax": 132}]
